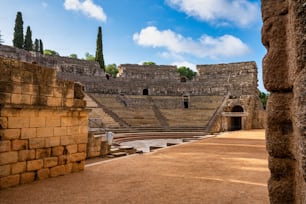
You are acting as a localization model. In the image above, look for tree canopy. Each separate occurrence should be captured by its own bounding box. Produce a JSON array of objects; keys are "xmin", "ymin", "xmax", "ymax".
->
[
  {"xmin": 95, "ymin": 26, "xmax": 105, "ymax": 70},
  {"xmin": 24, "ymin": 26, "xmax": 33, "ymax": 51},
  {"xmin": 13, "ymin": 11, "xmax": 24, "ymax": 48},
  {"xmin": 44, "ymin": 49, "xmax": 59, "ymax": 56},
  {"xmin": 259, "ymin": 91, "xmax": 269, "ymax": 109},
  {"xmin": 69, "ymin": 53, "xmax": 78, "ymax": 59},
  {"xmin": 105, "ymin": 64, "xmax": 119, "ymax": 78},
  {"xmin": 142, "ymin": 62, "xmax": 156, "ymax": 65},
  {"xmin": 85, "ymin": 52, "xmax": 95, "ymax": 61},
  {"xmin": 177, "ymin": 66, "xmax": 196, "ymax": 80}
]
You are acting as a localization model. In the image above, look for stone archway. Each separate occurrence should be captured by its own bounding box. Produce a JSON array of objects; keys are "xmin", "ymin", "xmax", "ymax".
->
[
  {"xmin": 143, "ymin": 89, "xmax": 149, "ymax": 96},
  {"xmin": 230, "ymin": 105, "xmax": 243, "ymax": 130}
]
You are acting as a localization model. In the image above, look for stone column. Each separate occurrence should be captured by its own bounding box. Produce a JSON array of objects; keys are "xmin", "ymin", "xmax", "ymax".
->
[{"xmin": 261, "ymin": 0, "xmax": 306, "ymax": 203}]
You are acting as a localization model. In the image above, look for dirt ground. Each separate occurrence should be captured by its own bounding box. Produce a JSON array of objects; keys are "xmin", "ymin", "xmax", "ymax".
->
[{"xmin": 0, "ymin": 129, "xmax": 269, "ymax": 204}]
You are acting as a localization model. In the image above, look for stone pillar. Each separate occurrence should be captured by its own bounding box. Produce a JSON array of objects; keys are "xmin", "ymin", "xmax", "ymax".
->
[{"xmin": 261, "ymin": 0, "xmax": 306, "ymax": 203}]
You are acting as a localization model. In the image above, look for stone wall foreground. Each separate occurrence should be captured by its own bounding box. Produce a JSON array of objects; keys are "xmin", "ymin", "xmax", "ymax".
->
[
  {"xmin": 0, "ymin": 57, "xmax": 89, "ymax": 189},
  {"xmin": 261, "ymin": 0, "xmax": 306, "ymax": 203}
]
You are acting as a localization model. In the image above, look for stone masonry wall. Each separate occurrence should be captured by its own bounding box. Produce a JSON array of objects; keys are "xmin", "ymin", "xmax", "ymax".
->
[
  {"xmin": 0, "ymin": 57, "xmax": 89, "ymax": 189},
  {"xmin": 262, "ymin": 0, "xmax": 306, "ymax": 203}
]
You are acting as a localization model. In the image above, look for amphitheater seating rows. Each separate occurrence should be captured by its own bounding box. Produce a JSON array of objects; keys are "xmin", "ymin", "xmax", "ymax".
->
[{"xmin": 86, "ymin": 94, "xmax": 225, "ymax": 132}]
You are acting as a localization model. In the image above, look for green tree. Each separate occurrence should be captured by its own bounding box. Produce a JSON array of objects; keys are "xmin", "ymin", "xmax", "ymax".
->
[
  {"xmin": 39, "ymin": 39, "xmax": 43, "ymax": 54},
  {"xmin": 33, "ymin": 39, "xmax": 39, "ymax": 52},
  {"xmin": 259, "ymin": 92, "xmax": 269, "ymax": 109},
  {"xmin": 95, "ymin": 26, "xmax": 105, "ymax": 70},
  {"xmin": 143, "ymin": 61, "xmax": 156, "ymax": 65},
  {"xmin": 44, "ymin": 49, "xmax": 59, "ymax": 56},
  {"xmin": 85, "ymin": 52, "xmax": 95, "ymax": 61},
  {"xmin": 69, "ymin": 54, "xmax": 78, "ymax": 59},
  {"xmin": 105, "ymin": 64, "xmax": 118, "ymax": 78},
  {"xmin": 177, "ymin": 66, "xmax": 196, "ymax": 80},
  {"xmin": 13, "ymin": 11, "xmax": 24, "ymax": 48},
  {"xmin": 24, "ymin": 26, "xmax": 33, "ymax": 51}
]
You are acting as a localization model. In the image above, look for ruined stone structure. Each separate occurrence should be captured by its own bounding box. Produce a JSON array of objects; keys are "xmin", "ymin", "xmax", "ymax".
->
[
  {"xmin": 0, "ymin": 45, "xmax": 264, "ymax": 134},
  {"xmin": 0, "ymin": 57, "xmax": 88, "ymax": 189},
  {"xmin": 262, "ymin": 0, "xmax": 305, "ymax": 203}
]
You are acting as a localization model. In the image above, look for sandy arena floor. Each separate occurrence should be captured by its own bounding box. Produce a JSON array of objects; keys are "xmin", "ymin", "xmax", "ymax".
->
[{"xmin": 0, "ymin": 129, "xmax": 269, "ymax": 204}]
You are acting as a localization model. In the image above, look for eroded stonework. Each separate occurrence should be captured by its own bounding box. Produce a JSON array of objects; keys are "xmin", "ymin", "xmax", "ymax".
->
[{"xmin": 261, "ymin": 0, "xmax": 306, "ymax": 203}]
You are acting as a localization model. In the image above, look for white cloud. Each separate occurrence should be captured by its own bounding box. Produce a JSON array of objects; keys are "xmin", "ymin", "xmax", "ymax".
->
[
  {"xmin": 133, "ymin": 26, "xmax": 249, "ymax": 59},
  {"xmin": 171, "ymin": 61, "xmax": 197, "ymax": 71},
  {"xmin": 64, "ymin": 0, "xmax": 107, "ymax": 22},
  {"xmin": 165, "ymin": 0, "xmax": 260, "ymax": 27}
]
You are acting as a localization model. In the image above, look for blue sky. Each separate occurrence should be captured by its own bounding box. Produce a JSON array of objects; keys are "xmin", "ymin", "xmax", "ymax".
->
[{"xmin": 0, "ymin": 0, "xmax": 266, "ymax": 91}]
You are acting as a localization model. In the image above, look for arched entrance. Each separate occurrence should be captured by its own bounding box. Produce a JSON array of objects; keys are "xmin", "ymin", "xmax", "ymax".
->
[
  {"xmin": 183, "ymin": 96, "xmax": 189, "ymax": 109},
  {"xmin": 231, "ymin": 106, "xmax": 243, "ymax": 130},
  {"xmin": 143, "ymin": 89, "xmax": 149, "ymax": 96}
]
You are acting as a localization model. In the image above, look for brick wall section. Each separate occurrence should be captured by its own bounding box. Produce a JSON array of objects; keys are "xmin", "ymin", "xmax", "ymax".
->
[
  {"xmin": 0, "ymin": 57, "xmax": 89, "ymax": 189},
  {"xmin": 261, "ymin": 0, "xmax": 306, "ymax": 203}
]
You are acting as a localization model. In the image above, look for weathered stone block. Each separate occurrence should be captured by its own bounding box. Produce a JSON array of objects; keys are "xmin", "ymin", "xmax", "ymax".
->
[
  {"xmin": 36, "ymin": 148, "xmax": 51, "ymax": 159},
  {"xmin": 0, "ymin": 140, "xmax": 11, "ymax": 152},
  {"xmin": 30, "ymin": 117, "xmax": 46, "ymax": 128},
  {"xmin": 0, "ymin": 117, "xmax": 8, "ymax": 129},
  {"xmin": 61, "ymin": 117, "xmax": 72, "ymax": 126},
  {"xmin": 70, "ymin": 152, "xmax": 86, "ymax": 162},
  {"xmin": 11, "ymin": 93, "xmax": 31, "ymax": 105},
  {"xmin": 78, "ymin": 143, "xmax": 86, "ymax": 152},
  {"xmin": 50, "ymin": 165, "xmax": 66, "ymax": 177},
  {"xmin": 12, "ymin": 140, "xmax": 28, "ymax": 150},
  {"xmin": 65, "ymin": 163, "xmax": 73, "ymax": 174},
  {"xmin": 27, "ymin": 159, "xmax": 43, "ymax": 171},
  {"xmin": 47, "ymin": 97, "xmax": 62, "ymax": 107},
  {"xmin": 20, "ymin": 172, "xmax": 35, "ymax": 184},
  {"xmin": 66, "ymin": 126, "xmax": 79, "ymax": 136},
  {"xmin": 0, "ymin": 174, "xmax": 20, "ymax": 189},
  {"xmin": 72, "ymin": 161, "xmax": 85, "ymax": 172},
  {"xmin": 44, "ymin": 157, "xmax": 58, "ymax": 168},
  {"xmin": 45, "ymin": 117, "xmax": 61, "ymax": 127},
  {"xmin": 18, "ymin": 149, "xmax": 36, "ymax": 161},
  {"xmin": 54, "ymin": 127, "xmax": 67, "ymax": 136},
  {"xmin": 52, "ymin": 146, "xmax": 64, "ymax": 157},
  {"xmin": 0, "ymin": 151, "xmax": 18, "ymax": 165},
  {"xmin": 60, "ymin": 136, "xmax": 74, "ymax": 146},
  {"xmin": 8, "ymin": 117, "xmax": 29, "ymax": 128},
  {"xmin": 37, "ymin": 127, "xmax": 54, "ymax": 137},
  {"xmin": 45, "ymin": 136, "xmax": 60, "ymax": 147},
  {"xmin": 0, "ymin": 129, "xmax": 20, "ymax": 140},
  {"xmin": 75, "ymin": 134, "xmax": 88, "ymax": 144},
  {"xmin": 66, "ymin": 144, "xmax": 78, "ymax": 154},
  {"xmin": 37, "ymin": 168, "xmax": 49, "ymax": 180},
  {"xmin": 0, "ymin": 164, "xmax": 10, "ymax": 177},
  {"xmin": 268, "ymin": 177, "xmax": 294, "ymax": 204},
  {"xmin": 11, "ymin": 161, "xmax": 26, "ymax": 174},
  {"xmin": 29, "ymin": 138, "xmax": 45, "ymax": 149},
  {"xmin": 58, "ymin": 155, "xmax": 68, "ymax": 165},
  {"xmin": 21, "ymin": 128, "xmax": 37, "ymax": 139}
]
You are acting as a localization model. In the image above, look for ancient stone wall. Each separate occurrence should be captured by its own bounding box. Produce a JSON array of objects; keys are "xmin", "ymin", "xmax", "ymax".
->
[
  {"xmin": 197, "ymin": 62, "xmax": 258, "ymax": 96},
  {"xmin": 262, "ymin": 0, "xmax": 306, "ymax": 203},
  {"xmin": 0, "ymin": 45, "xmax": 104, "ymax": 79},
  {"xmin": 0, "ymin": 57, "xmax": 89, "ymax": 189}
]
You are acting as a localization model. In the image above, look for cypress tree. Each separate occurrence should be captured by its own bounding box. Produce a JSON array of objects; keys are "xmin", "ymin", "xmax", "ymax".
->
[
  {"xmin": 34, "ymin": 38, "xmax": 39, "ymax": 52},
  {"xmin": 24, "ymin": 26, "xmax": 33, "ymax": 51},
  {"xmin": 39, "ymin": 39, "xmax": 43, "ymax": 54},
  {"xmin": 95, "ymin": 26, "xmax": 105, "ymax": 70},
  {"xmin": 13, "ymin": 11, "xmax": 24, "ymax": 48}
]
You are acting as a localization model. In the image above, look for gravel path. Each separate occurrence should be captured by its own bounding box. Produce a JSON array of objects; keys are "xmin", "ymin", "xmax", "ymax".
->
[{"xmin": 0, "ymin": 129, "xmax": 269, "ymax": 204}]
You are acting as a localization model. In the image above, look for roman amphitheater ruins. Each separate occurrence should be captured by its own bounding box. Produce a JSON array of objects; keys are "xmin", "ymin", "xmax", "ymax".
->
[
  {"xmin": 0, "ymin": 0, "xmax": 305, "ymax": 202},
  {"xmin": 0, "ymin": 44, "xmax": 265, "ymax": 188}
]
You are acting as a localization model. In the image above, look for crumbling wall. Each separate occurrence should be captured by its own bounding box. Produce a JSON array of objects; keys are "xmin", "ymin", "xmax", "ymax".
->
[
  {"xmin": 261, "ymin": 0, "xmax": 306, "ymax": 203},
  {"xmin": 0, "ymin": 57, "xmax": 89, "ymax": 189}
]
